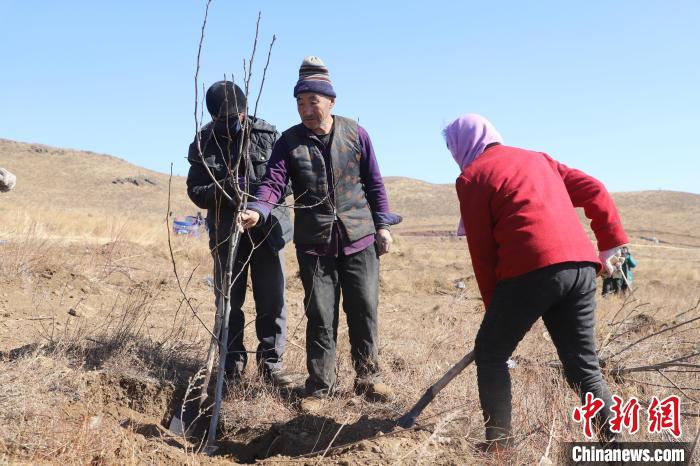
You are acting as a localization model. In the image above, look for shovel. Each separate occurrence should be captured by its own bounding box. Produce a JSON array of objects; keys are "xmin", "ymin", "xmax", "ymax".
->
[
  {"xmin": 168, "ymin": 221, "xmax": 243, "ymax": 439},
  {"xmin": 167, "ymin": 328, "xmax": 220, "ymax": 438},
  {"xmin": 397, "ymin": 350, "xmax": 475, "ymax": 428}
]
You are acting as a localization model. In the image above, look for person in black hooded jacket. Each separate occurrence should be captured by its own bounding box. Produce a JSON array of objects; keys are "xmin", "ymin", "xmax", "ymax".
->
[{"xmin": 186, "ymin": 80, "xmax": 293, "ymax": 389}]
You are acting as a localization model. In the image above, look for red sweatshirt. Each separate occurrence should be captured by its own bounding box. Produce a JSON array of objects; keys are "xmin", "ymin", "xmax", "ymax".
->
[{"xmin": 456, "ymin": 145, "xmax": 628, "ymax": 307}]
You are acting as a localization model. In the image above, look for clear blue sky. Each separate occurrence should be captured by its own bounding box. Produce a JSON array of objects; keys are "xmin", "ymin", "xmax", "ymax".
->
[{"xmin": 1, "ymin": 1, "xmax": 698, "ymax": 193}]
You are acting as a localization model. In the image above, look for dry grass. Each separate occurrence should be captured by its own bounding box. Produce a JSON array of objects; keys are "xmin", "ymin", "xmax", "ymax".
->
[
  {"xmin": 0, "ymin": 287, "xmax": 210, "ymax": 465},
  {"xmin": 0, "ymin": 138, "xmax": 193, "ymax": 245},
  {"xmin": 0, "ymin": 233, "xmax": 228, "ymax": 464},
  {"xmin": 1, "ymin": 138, "xmax": 699, "ymax": 464},
  {"xmin": 200, "ymin": 235, "xmax": 699, "ymax": 465},
  {"xmin": 1, "ymin": 264, "xmax": 697, "ymax": 466}
]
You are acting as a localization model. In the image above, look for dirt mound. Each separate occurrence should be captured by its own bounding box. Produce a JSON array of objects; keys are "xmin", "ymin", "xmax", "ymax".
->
[
  {"xmin": 0, "ymin": 350, "xmax": 219, "ymax": 465},
  {"xmin": 216, "ymin": 414, "xmax": 397, "ymax": 463},
  {"xmin": 85, "ymin": 372, "xmax": 175, "ymax": 421}
]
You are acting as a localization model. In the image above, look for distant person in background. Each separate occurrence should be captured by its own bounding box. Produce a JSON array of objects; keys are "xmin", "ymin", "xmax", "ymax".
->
[
  {"xmin": 186, "ymin": 80, "xmax": 294, "ymax": 390},
  {"xmin": 608, "ymin": 254, "xmax": 626, "ymax": 295},
  {"xmin": 445, "ymin": 114, "xmax": 628, "ymax": 453},
  {"xmin": 601, "ymin": 247, "xmax": 636, "ymax": 296},
  {"xmin": 195, "ymin": 211, "xmax": 207, "ymax": 233},
  {"xmin": 601, "ymin": 274, "xmax": 616, "ymax": 296},
  {"xmin": 619, "ymin": 246, "xmax": 637, "ymax": 292},
  {"xmin": 0, "ymin": 168, "xmax": 16, "ymax": 192}
]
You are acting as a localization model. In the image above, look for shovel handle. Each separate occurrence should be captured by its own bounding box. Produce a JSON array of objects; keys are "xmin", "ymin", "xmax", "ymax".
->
[{"xmin": 397, "ymin": 350, "xmax": 475, "ymax": 428}]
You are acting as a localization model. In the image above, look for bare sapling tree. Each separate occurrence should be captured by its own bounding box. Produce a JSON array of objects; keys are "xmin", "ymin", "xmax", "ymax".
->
[
  {"xmin": 168, "ymin": 1, "xmax": 362, "ymax": 454},
  {"xmin": 202, "ymin": 23, "xmax": 275, "ymax": 453},
  {"xmin": 163, "ymin": 0, "xmax": 283, "ymax": 454}
]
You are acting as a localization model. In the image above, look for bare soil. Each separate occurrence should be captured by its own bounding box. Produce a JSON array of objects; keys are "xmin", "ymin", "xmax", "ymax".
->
[{"xmin": 1, "ymin": 139, "xmax": 699, "ymax": 465}]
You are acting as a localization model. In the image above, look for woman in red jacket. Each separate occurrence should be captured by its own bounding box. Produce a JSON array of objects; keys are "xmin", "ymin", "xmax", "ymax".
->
[{"xmin": 444, "ymin": 114, "xmax": 627, "ymax": 450}]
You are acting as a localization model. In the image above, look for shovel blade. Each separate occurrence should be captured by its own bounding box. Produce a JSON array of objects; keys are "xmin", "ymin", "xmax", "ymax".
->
[
  {"xmin": 168, "ymin": 395, "xmax": 205, "ymax": 438},
  {"xmin": 397, "ymin": 411, "xmax": 419, "ymax": 429}
]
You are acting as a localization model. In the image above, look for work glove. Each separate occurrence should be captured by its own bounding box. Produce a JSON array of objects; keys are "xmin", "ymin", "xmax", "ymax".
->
[
  {"xmin": 598, "ymin": 246, "xmax": 624, "ymax": 277},
  {"xmin": 0, "ymin": 168, "xmax": 16, "ymax": 192}
]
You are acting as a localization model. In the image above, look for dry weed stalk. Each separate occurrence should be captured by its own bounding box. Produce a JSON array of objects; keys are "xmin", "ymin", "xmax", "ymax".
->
[
  {"xmin": 538, "ymin": 419, "xmax": 556, "ymax": 466},
  {"xmin": 594, "ymin": 297, "xmax": 700, "ymax": 398},
  {"xmin": 0, "ymin": 218, "xmax": 55, "ymax": 280}
]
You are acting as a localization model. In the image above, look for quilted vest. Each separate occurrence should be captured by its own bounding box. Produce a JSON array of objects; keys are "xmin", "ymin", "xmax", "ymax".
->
[{"xmin": 283, "ymin": 116, "xmax": 375, "ymax": 245}]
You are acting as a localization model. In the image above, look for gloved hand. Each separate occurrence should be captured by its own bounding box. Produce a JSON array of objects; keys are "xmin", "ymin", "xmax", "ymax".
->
[
  {"xmin": 598, "ymin": 246, "xmax": 624, "ymax": 277},
  {"xmin": 0, "ymin": 168, "xmax": 17, "ymax": 192}
]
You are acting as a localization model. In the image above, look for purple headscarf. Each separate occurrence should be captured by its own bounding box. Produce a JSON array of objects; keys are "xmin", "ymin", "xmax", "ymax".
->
[{"xmin": 443, "ymin": 114, "xmax": 503, "ymax": 235}]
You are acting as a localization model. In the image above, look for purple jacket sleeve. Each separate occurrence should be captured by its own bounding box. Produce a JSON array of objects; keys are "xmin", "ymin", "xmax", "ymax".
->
[
  {"xmin": 358, "ymin": 126, "xmax": 398, "ymax": 228},
  {"xmin": 247, "ymin": 137, "xmax": 289, "ymax": 221}
]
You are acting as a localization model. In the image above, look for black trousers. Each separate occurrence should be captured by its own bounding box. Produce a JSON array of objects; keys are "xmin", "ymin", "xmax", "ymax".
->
[
  {"xmin": 602, "ymin": 277, "xmax": 625, "ymax": 296},
  {"xmin": 296, "ymin": 246, "xmax": 380, "ymax": 396},
  {"xmin": 475, "ymin": 262, "xmax": 614, "ymax": 444},
  {"xmin": 213, "ymin": 235, "xmax": 287, "ymax": 375}
]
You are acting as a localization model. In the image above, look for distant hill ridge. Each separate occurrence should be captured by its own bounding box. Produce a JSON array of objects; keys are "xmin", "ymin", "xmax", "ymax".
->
[{"xmin": 2, "ymin": 138, "xmax": 699, "ymax": 245}]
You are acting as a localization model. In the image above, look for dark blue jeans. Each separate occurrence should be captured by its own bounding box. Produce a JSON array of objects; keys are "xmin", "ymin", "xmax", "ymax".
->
[
  {"xmin": 213, "ymin": 235, "xmax": 287, "ymax": 375},
  {"xmin": 296, "ymin": 246, "xmax": 380, "ymax": 396},
  {"xmin": 475, "ymin": 262, "xmax": 614, "ymax": 445}
]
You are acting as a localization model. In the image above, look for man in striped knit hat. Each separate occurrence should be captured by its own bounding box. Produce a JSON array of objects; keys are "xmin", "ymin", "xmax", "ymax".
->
[{"xmin": 241, "ymin": 56, "xmax": 401, "ymax": 413}]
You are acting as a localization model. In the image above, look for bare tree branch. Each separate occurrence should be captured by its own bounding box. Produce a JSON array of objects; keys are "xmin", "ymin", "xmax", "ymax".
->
[
  {"xmin": 606, "ymin": 314, "xmax": 700, "ymax": 360},
  {"xmin": 655, "ymin": 370, "xmax": 700, "ymax": 404},
  {"xmin": 253, "ymin": 34, "xmax": 276, "ymax": 119},
  {"xmin": 165, "ymin": 164, "xmax": 217, "ymax": 341}
]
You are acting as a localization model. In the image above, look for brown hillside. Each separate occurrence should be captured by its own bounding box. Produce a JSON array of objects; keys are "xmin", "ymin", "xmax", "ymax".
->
[
  {"xmin": 613, "ymin": 190, "xmax": 700, "ymax": 247},
  {"xmin": 4, "ymin": 139, "xmax": 698, "ymax": 247},
  {"xmin": 385, "ymin": 175, "xmax": 700, "ymax": 248},
  {"xmin": 1, "ymin": 138, "xmax": 699, "ymax": 464},
  {"xmin": 1, "ymin": 139, "xmax": 193, "ymax": 242}
]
